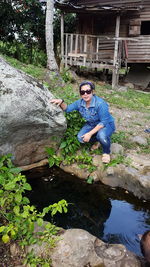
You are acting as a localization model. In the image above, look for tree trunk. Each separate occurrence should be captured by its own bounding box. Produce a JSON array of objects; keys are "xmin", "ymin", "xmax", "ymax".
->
[{"xmin": 45, "ymin": 0, "xmax": 58, "ymax": 71}]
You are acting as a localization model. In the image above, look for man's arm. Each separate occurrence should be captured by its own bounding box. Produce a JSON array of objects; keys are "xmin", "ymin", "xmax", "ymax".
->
[{"xmin": 50, "ymin": 99, "xmax": 67, "ymax": 111}]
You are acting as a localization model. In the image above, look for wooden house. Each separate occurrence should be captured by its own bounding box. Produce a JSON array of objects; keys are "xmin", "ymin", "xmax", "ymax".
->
[{"xmin": 55, "ymin": 0, "xmax": 150, "ymax": 88}]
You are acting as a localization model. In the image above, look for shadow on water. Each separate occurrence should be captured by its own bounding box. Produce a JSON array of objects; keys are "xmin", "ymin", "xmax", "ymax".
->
[{"xmin": 24, "ymin": 165, "xmax": 150, "ymax": 257}]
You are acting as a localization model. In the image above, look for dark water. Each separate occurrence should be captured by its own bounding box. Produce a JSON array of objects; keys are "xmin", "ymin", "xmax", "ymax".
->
[{"xmin": 25, "ymin": 165, "xmax": 150, "ymax": 257}]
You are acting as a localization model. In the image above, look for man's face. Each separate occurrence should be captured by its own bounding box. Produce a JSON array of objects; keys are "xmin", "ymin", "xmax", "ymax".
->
[{"xmin": 80, "ymin": 84, "xmax": 93, "ymax": 103}]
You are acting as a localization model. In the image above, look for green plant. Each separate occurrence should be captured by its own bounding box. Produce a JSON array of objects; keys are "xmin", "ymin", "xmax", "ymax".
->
[
  {"xmin": 45, "ymin": 147, "xmax": 63, "ymax": 168},
  {"xmin": 104, "ymin": 154, "xmax": 132, "ymax": 169},
  {"xmin": 60, "ymin": 111, "xmax": 85, "ymax": 156},
  {"xmin": 111, "ymin": 131, "xmax": 127, "ymax": 144},
  {"xmin": 0, "ymin": 154, "xmax": 68, "ymax": 265},
  {"xmin": 86, "ymin": 176, "xmax": 94, "ymax": 184},
  {"xmin": 61, "ymin": 68, "xmax": 72, "ymax": 83}
]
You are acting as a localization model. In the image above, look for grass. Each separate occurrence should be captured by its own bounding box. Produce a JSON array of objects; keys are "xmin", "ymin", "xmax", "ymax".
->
[
  {"xmin": 1, "ymin": 55, "xmax": 46, "ymax": 80},
  {"xmin": 138, "ymin": 138, "xmax": 150, "ymax": 154},
  {"xmin": 96, "ymin": 85, "xmax": 150, "ymax": 111},
  {"xmin": 2, "ymin": 54, "xmax": 149, "ymax": 111}
]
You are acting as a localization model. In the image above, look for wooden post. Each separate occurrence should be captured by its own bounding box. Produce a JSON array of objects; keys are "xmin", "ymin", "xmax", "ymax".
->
[
  {"xmin": 112, "ymin": 15, "xmax": 120, "ymax": 89},
  {"xmin": 65, "ymin": 34, "xmax": 68, "ymax": 68},
  {"xmin": 70, "ymin": 34, "xmax": 73, "ymax": 65},
  {"xmin": 60, "ymin": 12, "xmax": 64, "ymax": 71},
  {"xmin": 83, "ymin": 35, "xmax": 87, "ymax": 66}
]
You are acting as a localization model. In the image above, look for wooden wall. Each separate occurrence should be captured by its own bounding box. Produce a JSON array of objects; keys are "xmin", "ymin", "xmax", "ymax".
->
[{"xmin": 77, "ymin": 0, "xmax": 150, "ymax": 63}]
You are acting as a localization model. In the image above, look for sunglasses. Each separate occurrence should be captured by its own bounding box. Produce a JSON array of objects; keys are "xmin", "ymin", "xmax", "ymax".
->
[{"xmin": 80, "ymin": 89, "xmax": 92, "ymax": 95}]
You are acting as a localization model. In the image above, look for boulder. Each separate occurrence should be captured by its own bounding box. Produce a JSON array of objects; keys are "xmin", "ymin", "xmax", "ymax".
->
[
  {"xmin": 0, "ymin": 57, "xmax": 67, "ymax": 166},
  {"xmin": 130, "ymin": 136, "xmax": 148, "ymax": 146},
  {"xmin": 26, "ymin": 228, "xmax": 141, "ymax": 267},
  {"xmin": 111, "ymin": 143, "xmax": 124, "ymax": 154}
]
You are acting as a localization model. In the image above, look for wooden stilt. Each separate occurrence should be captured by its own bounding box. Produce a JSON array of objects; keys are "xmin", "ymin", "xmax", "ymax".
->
[{"xmin": 112, "ymin": 15, "xmax": 120, "ymax": 89}]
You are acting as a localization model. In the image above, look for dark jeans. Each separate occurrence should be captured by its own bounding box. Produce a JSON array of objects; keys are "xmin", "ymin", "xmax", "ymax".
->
[{"xmin": 77, "ymin": 121, "xmax": 115, "ymax": 154}]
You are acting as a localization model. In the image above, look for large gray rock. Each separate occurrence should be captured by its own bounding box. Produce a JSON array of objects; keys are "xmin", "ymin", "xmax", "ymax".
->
[
  {"xmin": 0, "ymin": 57, "xmax": 66, "ymax": 166},
  {"xmin": 26, "ymin": 229, "xmax": 141, "ymax": 267}
]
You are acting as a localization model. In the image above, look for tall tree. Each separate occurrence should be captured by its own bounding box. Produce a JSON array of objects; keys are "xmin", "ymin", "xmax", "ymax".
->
[{"xmin": 45, "ymin": 0, "xmax": 58, "ymax": 70}]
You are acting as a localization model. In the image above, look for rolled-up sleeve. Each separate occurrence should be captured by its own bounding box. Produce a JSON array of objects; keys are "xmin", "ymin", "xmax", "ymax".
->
[{"xmin": 64, "ymin": 100, "xmax": 80, "ymax": 113}]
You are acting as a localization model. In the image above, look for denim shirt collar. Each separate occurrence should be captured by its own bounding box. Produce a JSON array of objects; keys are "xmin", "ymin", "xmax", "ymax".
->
[{"xmin": 81, "ymin": 95, "xmax": 96, "ymax": 108}]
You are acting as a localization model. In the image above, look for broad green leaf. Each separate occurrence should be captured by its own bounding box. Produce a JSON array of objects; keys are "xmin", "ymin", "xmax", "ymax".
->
[
  {"xmin": 57, "ymin": 205, "xmax": 62, "ymax": 213},
  {"xmin": 22, "ymin": 196, "xmax": 30, "ymax": 204},
  {"xmin": 59, "ymin": 142, "xmax": 67, "ymax": 149},
  {"xmin": 37, "ymin": 218, "xmax": 43, "ymax": 227},
  {"xmin": 9, "ymin": 167, "xmax": 22, "ymax": 174},
  {"xmin": 15, "ymin": 193, "xmax": 22, "ymax": 203},
  {"xmin": 23, "ymin": 183, "xmax": 32, "ymax": 191},
  {"xmin": 2, "ymin": 234, "xmax": 10, "ymax": 243},
  {"xmin": 4, "ymin": 182, "xmax": 15, "ymax": 190},
  {"xmin": 13, "ymin": 205, "xmax": 20, "ymax": 215},
  {"xmin": 11, "ymin": 229, "xmax": 16, "ymax": 237},
  {"xmin": 0, "ymin": 226, "xmax": 5, "ymax": 233},
  {"xmin": 45, "ymin": 147, "xmax": 55, "ymax": 156},
  {"xmin": 63, "ymin": 207, "xmax": 68, "ymax": 213},
  {"xmin": 48, "ymin": 158, "xmax": 55, "ymax": 168}
]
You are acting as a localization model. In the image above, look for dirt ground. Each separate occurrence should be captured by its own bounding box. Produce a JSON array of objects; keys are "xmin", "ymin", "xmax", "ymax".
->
[{"xmin": 111, "ymin": 106, "xmax": 150, "ymax": 138}]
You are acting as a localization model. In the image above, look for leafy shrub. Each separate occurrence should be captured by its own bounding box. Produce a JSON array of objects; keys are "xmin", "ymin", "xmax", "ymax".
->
[
  {"xmin": 60, "ymin": 111, "xmax": 85, "ymax": 156},
  {"xmin": 0, "ymin": 154, "xmax": 68, "ymax": 265}
]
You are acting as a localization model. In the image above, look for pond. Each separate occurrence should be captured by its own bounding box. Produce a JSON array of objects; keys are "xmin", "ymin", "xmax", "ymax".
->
[{"xmin": 25, "ymin": 165, "xmax": 150, "ymax": 257}]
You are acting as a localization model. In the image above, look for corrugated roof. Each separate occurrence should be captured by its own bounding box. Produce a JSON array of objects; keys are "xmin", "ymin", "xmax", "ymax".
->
[{"xmin": 55, "ymin": 0, "xmax": 143, "ymax": 10}]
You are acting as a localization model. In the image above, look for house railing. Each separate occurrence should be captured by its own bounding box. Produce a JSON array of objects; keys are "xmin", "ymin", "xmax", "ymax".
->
[{"xmin": 62, "ymin": 33, "xmax": 127, "ymax": 70}]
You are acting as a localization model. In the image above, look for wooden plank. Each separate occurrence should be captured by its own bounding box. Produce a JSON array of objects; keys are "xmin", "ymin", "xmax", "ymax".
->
[
  {"xmin": 83, "ymin": 35, "xmax": 87, "ymax": 66},
  {"xmin": 68, "ymin": 53, "xmax": 87, "ymax": 57},
  {"xmin": 70, "ymin": 34, "xmax": 73, "ymax": 65},
  {"xmin": 96, "ymin": 37, "xmax": 99, "ymax": 61},
  {"xmin": 74, "ymin": 34, "xmax": 79, "ymax": 64}
]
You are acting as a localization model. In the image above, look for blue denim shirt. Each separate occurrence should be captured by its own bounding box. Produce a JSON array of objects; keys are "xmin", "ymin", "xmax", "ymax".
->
[{"xmin": 65, "ymin": 95, "xmax": 114, "ymax": 127}]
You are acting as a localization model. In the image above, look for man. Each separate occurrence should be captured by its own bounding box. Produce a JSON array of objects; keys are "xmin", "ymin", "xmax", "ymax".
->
[{"xmin": 50, "ymin": 81, "xmax": 115, "ymax": 163}]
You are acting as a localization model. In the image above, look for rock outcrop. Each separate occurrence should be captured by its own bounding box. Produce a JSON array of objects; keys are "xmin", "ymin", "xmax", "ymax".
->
[
  {"xmin": 0, "ymin": 57, "xmax": 66, "ymax": 165},
  {"xmin": 26, "ymin": 228, "xmax": 141, "ymax": 267},
  {"xmin": 60, "ymin": 150, "xmax": 150, "ymax": 200}
]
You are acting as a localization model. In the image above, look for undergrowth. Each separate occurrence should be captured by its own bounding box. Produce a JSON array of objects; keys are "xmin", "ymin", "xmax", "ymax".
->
[{"xmin": 0, "ymin": 154, "xmax": 68, "ymax": 266}]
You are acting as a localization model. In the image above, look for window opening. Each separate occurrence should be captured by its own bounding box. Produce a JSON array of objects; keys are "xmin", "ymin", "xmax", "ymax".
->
[{"xmin": 141, "ymin": 21, "xmax": 150, "ymax": 35}]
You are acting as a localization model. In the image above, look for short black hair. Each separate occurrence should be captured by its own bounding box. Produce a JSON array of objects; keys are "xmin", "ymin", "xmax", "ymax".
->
[{"xmin": 79, "ymin": 81, "xmax": 95, "ymax": 91}]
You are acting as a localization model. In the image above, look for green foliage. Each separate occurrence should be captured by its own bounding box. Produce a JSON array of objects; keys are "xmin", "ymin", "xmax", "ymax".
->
[
  {"xmin": 111, "ymin": 131, "xmax": 127, "ymax": 144},
  {"xmin": 60, "ymin": 111, "xmax": 85, "ymax": 156},
  {"xmin": 45, "ymin": 147, "xmax": 63, "ymax": 168},
  {"xmin": 24, "ymin": 250, "xmax": 51, "ymax": 267},
  {"xmin": 86, "ymin": 176, "xmax": 94, "ymax": 184},
  {"xmin": 2, "ymin": 54, "xmax": 46, "ymax": 79},
  {"xmin": 0, "ymin": 0, "xmax": 46, "ymax": 64},
  {"xmin": 1, "ymin": 41, "xmax": 47, "ymax": 66},
  {"xmin": 61, "ymin": 68, "xmax": 72, "ymax": 83},
  {"xmin": 104, "ymin": 154, "xmax": 132, "ymax": 169},
  {"xmin": 0, "ymin": 154, "xmax": 68, "ymax": 265}
]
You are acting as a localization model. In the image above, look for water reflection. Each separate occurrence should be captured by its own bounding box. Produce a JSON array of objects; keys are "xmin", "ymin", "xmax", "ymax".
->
[{"xmin": 25, "ymin": 165, "xmax": 150, "ymax": 256}]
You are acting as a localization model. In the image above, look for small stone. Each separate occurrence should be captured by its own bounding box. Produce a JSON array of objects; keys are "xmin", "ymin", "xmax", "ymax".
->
[
  {"xmin": 130, "ymin": 136, "xmax": 148, "ymax": 145},
  {"xmin": 111, "ymin": 143, "xmax": 124, "ymax": 155}
]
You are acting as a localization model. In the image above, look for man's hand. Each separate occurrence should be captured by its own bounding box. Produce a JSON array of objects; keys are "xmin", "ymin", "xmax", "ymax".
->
[
  {"xmin": 50, "ymin": 99, "xmax": 63, "ymax": 106},
  {"xmin": 81, "ymin": 132, "xmax": 92, "ymax": 142}
]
